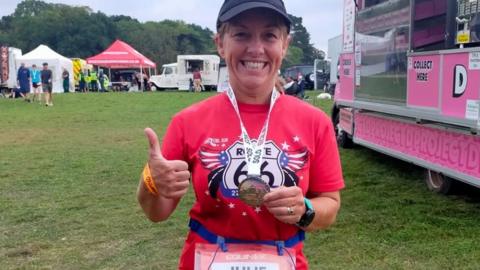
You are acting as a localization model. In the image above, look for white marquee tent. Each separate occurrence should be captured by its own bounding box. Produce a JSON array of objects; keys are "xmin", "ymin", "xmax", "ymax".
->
[{"xmin": 17, "ymin": 45, "xmax": 74, "ymax": 93}]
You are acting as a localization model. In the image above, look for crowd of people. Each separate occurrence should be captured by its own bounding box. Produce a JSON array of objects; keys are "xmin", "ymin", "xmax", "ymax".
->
[
  {"xmin": 78, "ymin": 69, "xmax": 110, "ymax": 93},
  {"xmin": 7, "ymin": 61, "xmax": 310, "ymax": 108},
  {"xmin": 6, "ymin": 62, "xmax": 117, "ymax": 106},
  {"xmin": 12, "ymin": 62, "xmax": 55, "ymax": 106}
]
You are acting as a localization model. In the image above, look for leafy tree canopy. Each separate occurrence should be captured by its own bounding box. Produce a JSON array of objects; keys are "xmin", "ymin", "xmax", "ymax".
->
[
  {"xmin": 0, "ymin": 0, "xmax": 322, "ymax": 70},
  {"xmin": 287, "ymin": 13, "xmax": 325, "ymax": 66}
]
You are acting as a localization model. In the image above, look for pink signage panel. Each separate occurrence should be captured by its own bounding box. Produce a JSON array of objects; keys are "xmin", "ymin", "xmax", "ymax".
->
[
  {"xmin": 441, "ymin": 53, "xmax": 480, "ymax": 119},
  {"xmin": 407, "ymin": 55, "xmax": 441, "ymax": 108},
  {"xmin": 355, "ymin": 113, "xmax": 480, "ymax": 180},
  {"xmin": 339, "ymin": 108, "xmax": 353, "ymax": 135},
  {"xmin": 336, "ymin": 53, "xmax": 355, "ymax": 102}
]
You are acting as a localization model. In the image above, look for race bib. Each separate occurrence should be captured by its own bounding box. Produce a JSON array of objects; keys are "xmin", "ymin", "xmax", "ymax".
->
[{"xmin": 194, "ymin": 243, "xmax": 296, "ymax": 270}]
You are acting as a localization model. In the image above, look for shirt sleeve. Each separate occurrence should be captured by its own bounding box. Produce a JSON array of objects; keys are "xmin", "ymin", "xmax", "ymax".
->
[{"xmin": 308, "ymin": 113, "xmax": 345, "ymax": 193}]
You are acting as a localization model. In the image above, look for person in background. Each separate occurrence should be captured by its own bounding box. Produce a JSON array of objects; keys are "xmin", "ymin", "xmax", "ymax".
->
[
  {"xmin": 102, "ymin": 73, "xmax": 110, "ymax": 92},
  {"xmin": 90, "ymin": 69, "xmax": 98, "ymax": 91},
  {"xmin": 188, "ymin": 78, "xmax": 194, "ymax": 92},
  {"xmin": 192, "ymin": 68, "xmax": 202, "ymax": 92},
  {"xmin": 142, "ymin": 72, "xmax": 149, "ymax": 91},
  {"xmin": 134, "ymin": 71, "xmax": 143, "ymax": 91},
  {"xmin": 30, "ymin": 64, "xmax": 42, "ymax": 103},
  {"xmin": 85, "ymin": 70, "xmax": 92, "ymax": 92},
  {"xmin": 296, "ymin": 72, "xmax": 305, "ymax": 99},
  {"xmin": 98, "ymin": 70, "xmax": 105, "ymax": 92},
  {"xmin": 79, "ymin": 69, "xmax": 87, "ymax": 93},
  {"xmin": 136, "ymin": 1, "xmax": 344, "ymax": 269},
  {"xmin": 17, "ymin": 62, "xmax": 31, "ymax": 102},
  {"xmin": 41, "ymin": 62, "xmax": 53, "ymax": 106},
  {"xmin": 62, "ymin": 68, "xmax": 70, "ymax": 93},
  {"xmin": 284, "ymin": 76, "xmax": 298, "ymax": 96}
]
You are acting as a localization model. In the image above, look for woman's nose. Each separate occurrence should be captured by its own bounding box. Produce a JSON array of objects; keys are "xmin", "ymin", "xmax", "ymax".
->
[{"xmin": 246, "ymin": 36, "xmax": 265, "ymax": 56}]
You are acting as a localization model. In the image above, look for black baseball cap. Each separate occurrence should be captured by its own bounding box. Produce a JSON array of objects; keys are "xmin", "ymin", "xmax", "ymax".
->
[{"xmin": 217, "ymin": 0, "xmax": 291, "ymax": 33}]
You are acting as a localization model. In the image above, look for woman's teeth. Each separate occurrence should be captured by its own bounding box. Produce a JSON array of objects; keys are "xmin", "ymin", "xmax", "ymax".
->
[{"xmin": 243, "ymin": 61, "xmax": 264, "ymax": 70}]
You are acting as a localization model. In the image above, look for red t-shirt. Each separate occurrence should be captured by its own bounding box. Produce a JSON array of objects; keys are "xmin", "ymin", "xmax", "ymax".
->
[
  {"xmin": 193, "ymin": 71, "xmax": 201, "ymax": 80},
  {"xmin": 161, "ymin": 93, "xmax": 345, "ymax": 270}
]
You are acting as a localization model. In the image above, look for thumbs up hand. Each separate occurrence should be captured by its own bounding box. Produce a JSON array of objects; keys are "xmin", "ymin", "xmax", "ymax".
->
[{"xmin": 144, "ymin": 128, "xmax": 190, "ymax": 200}]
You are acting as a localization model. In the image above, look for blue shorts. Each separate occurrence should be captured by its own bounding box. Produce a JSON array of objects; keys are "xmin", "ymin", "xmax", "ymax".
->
[{"xmin": 19, "ymin": 82, "xmax": 30, "ymax": 94}]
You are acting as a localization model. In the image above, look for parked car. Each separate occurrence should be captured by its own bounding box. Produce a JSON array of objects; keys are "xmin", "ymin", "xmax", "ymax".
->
[{"xmin": 283, "ymin": 65, "xmax": 315, "ymax": 90}]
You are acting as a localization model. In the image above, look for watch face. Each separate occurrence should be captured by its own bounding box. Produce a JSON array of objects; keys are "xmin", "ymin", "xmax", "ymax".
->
[
  {"xmin": 297, "ymin": 200, "xmax": 315, "ymax": 228},
  {"xmin": 298, "ymin": 209, "xmax": 315, "ymax": 228}
]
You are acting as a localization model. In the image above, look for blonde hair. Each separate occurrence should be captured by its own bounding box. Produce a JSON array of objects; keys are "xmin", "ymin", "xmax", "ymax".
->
[{"xmin": 275, "ymin": 75, "xmax": 286, "ymax": 94}]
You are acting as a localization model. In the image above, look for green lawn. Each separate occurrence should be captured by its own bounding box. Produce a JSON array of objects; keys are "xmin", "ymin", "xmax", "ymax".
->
[
  {"xmin": 1, "ymin": 91, "xmax": 479, "ymax": 270},
  {"xmin": 356, "ymin": 75, "xmax": 407, "ymax": 104}
]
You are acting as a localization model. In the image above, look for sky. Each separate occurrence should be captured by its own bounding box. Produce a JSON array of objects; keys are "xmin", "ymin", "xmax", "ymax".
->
[{"xmin": 0, "ymin": 0, "xmax": 343, "ymax": 57}]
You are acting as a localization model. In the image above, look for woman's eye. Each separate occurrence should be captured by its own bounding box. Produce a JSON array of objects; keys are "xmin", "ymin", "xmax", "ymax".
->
[
  {"xmin": 265, "ymin": 33, "xmax": 278, "ymax": 39},
  {"xmin": 234, "ymin": 32, "xmax": 247, "ymax": 38}
]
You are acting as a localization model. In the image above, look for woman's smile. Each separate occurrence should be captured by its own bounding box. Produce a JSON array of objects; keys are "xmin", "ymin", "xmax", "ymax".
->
[{"xmin": 241, "ymin": 60, "xmax": 267, "ymax": 71}]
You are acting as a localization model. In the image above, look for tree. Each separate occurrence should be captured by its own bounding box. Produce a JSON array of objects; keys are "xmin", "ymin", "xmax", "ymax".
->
[
  {"xmin": 13, "ymin": 0, "xmax": 51, "ymax": 17},
  {"xmin": 0, "ymin": 0, "xmax": 216, "ymax": 68},
  {"xmin": 1, "ymin": 1, "xmax": 118, "ymax": 58},
  {"xmin": 0, "ymin": 0, "xmax": 320, "ymax": 72},
  {"xmin": 283, "ymin": 46, "xmax": 303, "ymax": 68},
  {"xmin": 288, "ymin": 14, "xmax": 324, "ymax": 65}
]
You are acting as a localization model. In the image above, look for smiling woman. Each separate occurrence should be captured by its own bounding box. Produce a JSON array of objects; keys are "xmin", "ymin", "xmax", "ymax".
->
[
  {"xmin": 136, "ymin": 1, "xmax": 345, "ymax": 269},
  {"xmin": 215, "ymin": 8, "xmax": 290, "ymax": 104}
]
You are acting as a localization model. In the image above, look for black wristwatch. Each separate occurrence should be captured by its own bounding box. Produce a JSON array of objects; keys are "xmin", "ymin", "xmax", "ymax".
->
[{"xmin": 296, "ymin": 198, "xmax": 315, "ymax": 228}]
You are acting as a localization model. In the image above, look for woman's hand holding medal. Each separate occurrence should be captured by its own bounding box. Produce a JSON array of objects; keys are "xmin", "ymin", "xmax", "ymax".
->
[
  {"xmin": 263, "ymin": 186, "xmax": 306, "ymax": 225},
  {"xmin": 144, "ymin": 128, "xmax": 191, "ymax": 199}
]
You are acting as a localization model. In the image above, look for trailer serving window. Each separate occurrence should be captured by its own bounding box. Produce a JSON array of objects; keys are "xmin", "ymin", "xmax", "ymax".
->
[
  {"xmin": 411, "ymin": 0, "xmax": 453, "ymax": 51},
  {"xmin": 185, "ymin": 60, "xmax": 204, "ymax": 73},
  {"xmin": 355, "ymin": 0, "xmax": 410, "ymax": 104}
]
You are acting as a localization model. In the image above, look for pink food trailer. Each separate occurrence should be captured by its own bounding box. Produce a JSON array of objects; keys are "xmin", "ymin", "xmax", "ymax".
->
[{"xmin": 333, "ymin": 0, "xmax": 480, "ymax": 193}]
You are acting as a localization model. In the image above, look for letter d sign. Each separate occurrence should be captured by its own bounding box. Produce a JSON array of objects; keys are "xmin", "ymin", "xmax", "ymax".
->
[{"xmin": 453, "ymin": 65, "xmax": 467, "ymax": 97}]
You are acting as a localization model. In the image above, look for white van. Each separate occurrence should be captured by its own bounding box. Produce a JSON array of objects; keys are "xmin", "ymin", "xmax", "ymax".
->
[
  {"xmin": 149, "ymin": 63, "xmax": 177, "ymax": 90},
  {"xmin": 149, "ymin": 55, "xmax": 220, "ymax": 91}
]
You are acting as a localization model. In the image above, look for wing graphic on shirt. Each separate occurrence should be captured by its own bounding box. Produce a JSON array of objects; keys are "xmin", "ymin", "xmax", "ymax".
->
[
  {"xmin": 199, "ymin": 146, "xmax": 229, "ymax": 198},
  {"xmin": 279, "ymin": 148, "xmax": 308, "ymax": 186}
]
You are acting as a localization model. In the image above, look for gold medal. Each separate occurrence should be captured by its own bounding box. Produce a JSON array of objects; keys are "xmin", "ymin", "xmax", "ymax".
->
[{"xmin": 238, "ymin": 175, "xmax": 270, "ymax": 207}]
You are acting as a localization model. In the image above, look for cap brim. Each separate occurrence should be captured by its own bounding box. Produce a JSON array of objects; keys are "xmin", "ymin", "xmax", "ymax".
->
[{"xmin": 218, "ymin": 2, "xmax": 291, "ymax": 28}]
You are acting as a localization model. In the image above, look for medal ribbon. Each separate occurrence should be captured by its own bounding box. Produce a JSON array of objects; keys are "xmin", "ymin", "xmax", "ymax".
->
[{"xmin": 226, "ymin": 85, "xmax": 280, "ymax": 176}]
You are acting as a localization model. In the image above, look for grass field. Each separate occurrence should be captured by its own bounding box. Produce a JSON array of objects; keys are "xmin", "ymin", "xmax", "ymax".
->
[{"xmin": 1, "ymin": 91, "xmax": 480, "ymax": 270}]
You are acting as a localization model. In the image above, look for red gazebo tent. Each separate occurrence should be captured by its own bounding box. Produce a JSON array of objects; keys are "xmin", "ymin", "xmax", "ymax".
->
[{"xmin": 87, "ymin": 39, "xmax": 156, "ymax": 90}]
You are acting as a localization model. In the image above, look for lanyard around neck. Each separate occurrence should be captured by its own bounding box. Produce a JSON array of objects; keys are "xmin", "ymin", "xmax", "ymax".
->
[{"xmin": 226, "ymin": 85, "xmax": 280, "ymax": 176}]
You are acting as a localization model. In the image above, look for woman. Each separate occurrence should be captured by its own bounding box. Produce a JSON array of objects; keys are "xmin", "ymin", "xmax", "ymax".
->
[
  {"xmin": 62, "ymin": 68, "xmax": 70, "ymax": 93},
  {"xmin": 30, "ymin": 64, "xmax": 42, "ymax": 103},
  {"xmin": 192, "ymin": 68, "xmax": 202, "ymax": 92},
  {"xmin": 137, "ymin": 1, "xmax": 344, "ymax": 269},
  {"xmin": 79, "ymin": 70, "xmax": 87, "ymax": 93}
]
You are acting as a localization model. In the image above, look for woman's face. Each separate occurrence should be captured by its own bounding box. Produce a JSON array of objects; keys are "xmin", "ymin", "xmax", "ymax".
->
[{"xmin": 216, "ymin": 9, "xmax": 289, "ymax": 95}]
